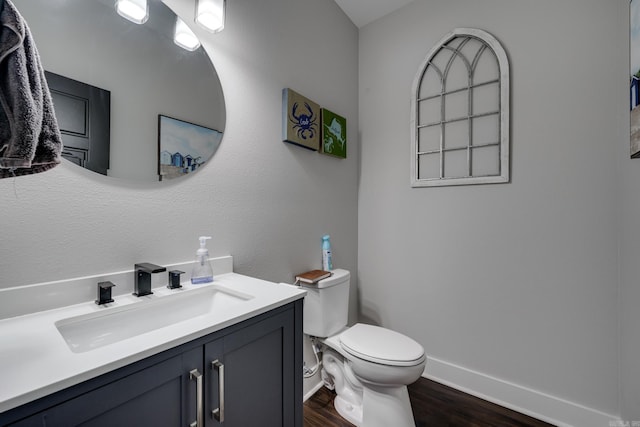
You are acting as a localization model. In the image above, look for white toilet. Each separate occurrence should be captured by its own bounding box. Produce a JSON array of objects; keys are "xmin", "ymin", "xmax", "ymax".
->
[{"xmin": 301, "ymin": 269, "xmax": 426, "ymax": 427}]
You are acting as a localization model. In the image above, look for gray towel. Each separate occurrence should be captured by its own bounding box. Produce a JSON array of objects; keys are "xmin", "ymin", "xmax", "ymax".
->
[{"xmin": 0, "ymin": 0, "xmax": 62, "ymax": 178}]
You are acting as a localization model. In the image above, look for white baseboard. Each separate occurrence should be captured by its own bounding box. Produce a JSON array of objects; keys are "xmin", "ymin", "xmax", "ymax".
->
[
  {"xmin": 424, "ymin": 357, "xmax": 619, "ymax": 427},
  {"xmin": 304, "ymin": 379, "xmax": 325, "ymax": 402}
]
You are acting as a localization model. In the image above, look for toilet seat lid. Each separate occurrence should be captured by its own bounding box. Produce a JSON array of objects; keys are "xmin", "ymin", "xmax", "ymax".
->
[{"xmin": 339, "ymin": 323, "xmax": 425, "ymax": 367}]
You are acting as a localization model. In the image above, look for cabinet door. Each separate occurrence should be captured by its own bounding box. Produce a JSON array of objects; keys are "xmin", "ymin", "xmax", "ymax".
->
[
  {"xmin": 10, "ymin": 347, "xmax": 202, "ymax": 427},
  {"xmin": 204, "ymin": 310, "xmax": 295, "ymax": 427}
]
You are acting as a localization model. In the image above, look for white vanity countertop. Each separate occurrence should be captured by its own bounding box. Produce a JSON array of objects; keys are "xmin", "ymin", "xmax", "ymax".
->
[{"xmin": 0, "ymin": 272, "xmax": 305, "ymax": 413}]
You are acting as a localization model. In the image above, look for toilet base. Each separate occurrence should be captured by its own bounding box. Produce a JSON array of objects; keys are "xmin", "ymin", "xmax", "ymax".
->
[
  {"xmin": 334, "ymin": 393, "xmax": 363, "ymax": 426},
  {"xmin": 361, "ymin": 384, "xmax": 415, "ymax": 427},
  {"xmin": 321, "ymin": 346, "xmax": 418, "ymax": 427},
  {"xmin": 322, "ymin": 350, "xmax": 363, "ymax": 425},
  {"xmin": 330, "ymin": 383, "xmax": 416, "ymax": 427}
]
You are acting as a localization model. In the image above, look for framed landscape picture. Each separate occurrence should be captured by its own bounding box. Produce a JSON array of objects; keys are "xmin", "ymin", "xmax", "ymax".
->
[
  {"xmin": 158, "ymin": 115, "xmax": 222, "ymax": 181},
  {"xmin": 631, "ymin": 0, "xmax": 640, "ymax": 157}
]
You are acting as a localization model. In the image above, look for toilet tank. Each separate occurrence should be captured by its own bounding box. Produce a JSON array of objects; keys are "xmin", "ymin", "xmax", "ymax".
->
[{"xmin": 301, "ymin": 269, "xmax": 350, "ymax": 338}]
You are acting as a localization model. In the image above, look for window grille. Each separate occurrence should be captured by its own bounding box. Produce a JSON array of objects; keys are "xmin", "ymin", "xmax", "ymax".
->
[{"xmin": 410, "ymin": 28, "xmax": 510, "ymax": 187}]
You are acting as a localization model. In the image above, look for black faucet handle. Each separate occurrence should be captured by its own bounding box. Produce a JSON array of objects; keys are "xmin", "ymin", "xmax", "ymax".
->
[
  {"xmin": 96, "ymin": 281, "xmax": 116, "ymax": 305},
  {"xmin": 167, "ymin": 270, "xmax": 185, "ymax": 289}
]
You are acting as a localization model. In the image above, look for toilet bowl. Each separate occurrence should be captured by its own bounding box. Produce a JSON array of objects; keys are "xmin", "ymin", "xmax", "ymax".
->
[
  {"xmin": 300, "ymin": 269, "xmax": 426, "ymax": 427},
  {"xmin": 320, "ymin": 324, "xmax": 426, "ymax": 426}
]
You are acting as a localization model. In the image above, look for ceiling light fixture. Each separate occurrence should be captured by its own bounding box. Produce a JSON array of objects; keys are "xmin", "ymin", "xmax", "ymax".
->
[
  {"xmin": 115, "ymin": 0, "xmax": 149, "ymax": 24},
  {"xmin": 174, "ymin": 17, "xmax": 201, "ymax": 51},
  {"xmin": 195, "ymin": 0, "xmax": 226, "ymax": 33}
]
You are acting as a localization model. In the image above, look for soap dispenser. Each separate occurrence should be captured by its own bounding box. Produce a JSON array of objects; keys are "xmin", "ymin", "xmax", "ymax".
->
[{"xmin": 191, "ymin": 236, "xmax": 214, "ymax": 284}]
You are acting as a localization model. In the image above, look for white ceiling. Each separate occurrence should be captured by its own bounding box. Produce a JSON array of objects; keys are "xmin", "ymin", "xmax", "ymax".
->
[{"xmin": 334, "ymin": 0, "xmax": 415, "ymax": 28}]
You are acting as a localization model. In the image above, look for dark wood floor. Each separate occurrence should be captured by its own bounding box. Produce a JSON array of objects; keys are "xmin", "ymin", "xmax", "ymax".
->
[{"xmin": 303, "ymin": 377, "xmax": 555, "ymax": 427}]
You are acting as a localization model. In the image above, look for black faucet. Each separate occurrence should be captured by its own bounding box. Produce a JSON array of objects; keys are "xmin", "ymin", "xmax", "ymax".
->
[{"xmin": 133, "ymin": 263, "xmax": 167, "ymax": 297}]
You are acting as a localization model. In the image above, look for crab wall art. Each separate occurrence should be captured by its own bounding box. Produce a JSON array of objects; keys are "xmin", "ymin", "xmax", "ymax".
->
[{"xmin": 282, "ymin": 88, "xmax": 320, "ymax": 151}]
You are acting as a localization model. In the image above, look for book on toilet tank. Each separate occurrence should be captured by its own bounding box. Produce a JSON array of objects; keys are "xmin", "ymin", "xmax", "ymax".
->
[{"xmin": 295, "ymin": 269, "xmax": 332, "ymax": 284}]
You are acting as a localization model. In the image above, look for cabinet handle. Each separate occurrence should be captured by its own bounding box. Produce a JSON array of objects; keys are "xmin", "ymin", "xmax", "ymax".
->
[
  {"xmin": 190, "ymin": 369, "xmax": 203, "ymax": 427},
  {"xmin": 211, "ymin": 359, "xmax": 225, "ymax": 422}
]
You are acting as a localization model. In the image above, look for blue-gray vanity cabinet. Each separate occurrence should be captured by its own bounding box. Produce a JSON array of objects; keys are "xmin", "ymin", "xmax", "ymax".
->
[
  {"xmin": 6, "ymin": 348, "xmax": 202, "ymax": 426},
  {"xmin": 205, "ymin": 307, "xmax": 298, "ymax": 427},
  {"xmin": 1, "ymin": 300, "xmax": 303, "ymax": 427}
]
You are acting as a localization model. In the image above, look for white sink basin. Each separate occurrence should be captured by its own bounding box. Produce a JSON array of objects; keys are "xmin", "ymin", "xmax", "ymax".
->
[{"xmin": 55, "ymin": 285, "xmax": 253, "ymax": 353}]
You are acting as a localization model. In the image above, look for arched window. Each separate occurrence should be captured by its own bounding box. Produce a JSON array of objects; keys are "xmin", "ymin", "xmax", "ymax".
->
[{"xmin": 410, "ymin": 28, "xmax": 510, "ymax": 187}]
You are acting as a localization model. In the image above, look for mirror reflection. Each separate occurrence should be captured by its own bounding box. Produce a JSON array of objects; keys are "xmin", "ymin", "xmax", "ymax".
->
[{"xmin": 15, "ymin": 0, "xmax": 226, "ymax": 182}]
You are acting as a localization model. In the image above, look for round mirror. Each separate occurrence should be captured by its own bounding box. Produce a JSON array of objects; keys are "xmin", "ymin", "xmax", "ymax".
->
[{"xmin": 15, "ymin": 0, "xmax": 226, "ymax": 182}]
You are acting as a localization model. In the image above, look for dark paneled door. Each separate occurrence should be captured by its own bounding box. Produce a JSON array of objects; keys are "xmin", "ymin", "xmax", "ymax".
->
[
  {"xmin": 9, "ymin": 348, "xmax": 202, "ymax": 426},
  {"xmin": 45, "ymin": 71, "xmax": 110, "ymax": 176},
  {"xmin": 205, "ymin": 311, "xmax": 295, "ymax": 427}
]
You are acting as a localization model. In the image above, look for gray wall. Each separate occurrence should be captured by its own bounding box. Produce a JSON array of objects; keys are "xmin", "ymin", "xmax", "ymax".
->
[
  {"xmin": 0, "ymin": 0, "xmax": 358, "ymax": 348},
  {"xmin": 359, "ymin": 0, "xmax": 626, "ymax": 423},
  {"xmin": 6, "ymin": 0, "xmax": 640, "ymax": 422},
  {"xmin": 620, "ymin": 0, "xmax": 640, "ymax": 419}
]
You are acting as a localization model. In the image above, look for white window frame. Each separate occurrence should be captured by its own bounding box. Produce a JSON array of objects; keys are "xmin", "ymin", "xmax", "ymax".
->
[{"xmin": 410, "ymin": 28, "xmax": 510, "ymax": 187}]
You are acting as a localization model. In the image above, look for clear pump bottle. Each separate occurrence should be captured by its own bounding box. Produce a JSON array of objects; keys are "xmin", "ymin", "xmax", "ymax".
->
[{"xmin": 191, "ymin": 236, "xmax": 214, "ymax": 284}]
